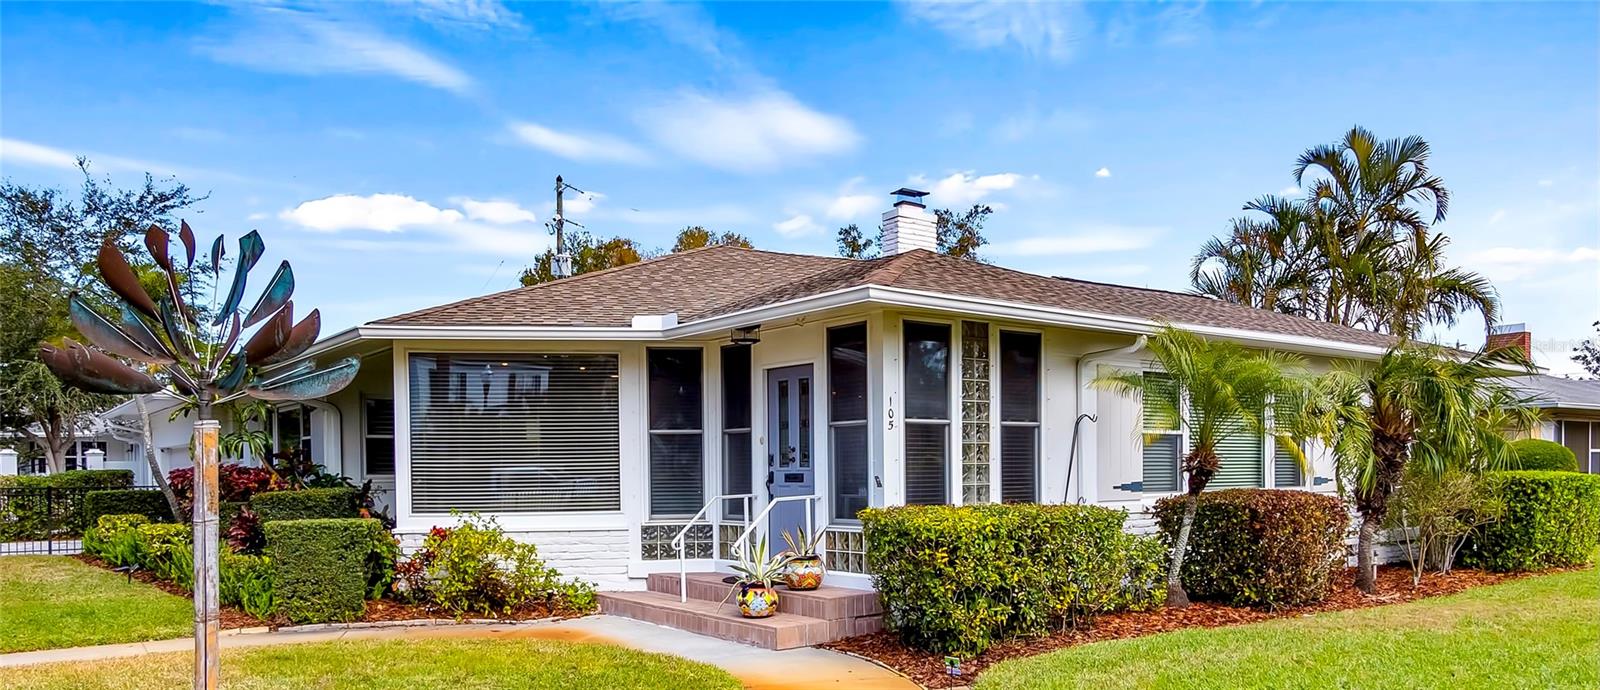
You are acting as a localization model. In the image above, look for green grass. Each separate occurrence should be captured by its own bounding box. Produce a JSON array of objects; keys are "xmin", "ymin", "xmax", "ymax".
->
[
  {"xmin": 0, "ymin": 556, "xmax": 192, "ymax": 653},
  {"xmin": 5, "ymin": 637, "xmax": 742, "ymax": 689},
  {"xmin": 977, "ymin": 569, "xmax": 1600, "ymax": 689}
]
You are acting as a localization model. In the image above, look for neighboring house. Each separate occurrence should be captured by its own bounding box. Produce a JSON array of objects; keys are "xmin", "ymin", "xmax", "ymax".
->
[{"xmin": 243, "ymin": 189, "xmax": 1399, "ymax": 591}]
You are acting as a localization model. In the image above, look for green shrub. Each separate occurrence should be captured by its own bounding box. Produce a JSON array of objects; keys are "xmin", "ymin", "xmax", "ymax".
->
[
  {"xmin": 251, "ymin": 488, "xmax": 359, "ymax": 523},
  {"xmin": 264, "ymin": 518, "xmax": 380, "ymax": 624},
  {"xmin": 0, "ymin": 470, "xmax": 137, "ymax": 539},
  {"xmin": 1509, "ymin": 439, "xmax": 1579, "ymax": 472},
  {"xmin": 860, "ymin": 503, "xmax": 1160, "ymax": 657},
  {"xmin": 83, "ymin": 514, "xmax": 151, "ymax": 567},
  {"xmin": 221, "ymin": 552, "xmax": 277, "ymax": 619},
  {"xmin": 1154, "ymin": 489, "xmax": 1349, "ymax": 609},
  {"xmin": 137, "ymin": 523, "xmax": 194, "ymax": 587},
  {"xmin": 85, "ymin": 490, "xmax": 174, "ymax": 526},
  {"xmin": 1460, "ymin": 471, "xmax": 1600, "ymax": 572},
  {"xmin": 397, "ymin": 514, "xmax": 596, "ymax": 618}
]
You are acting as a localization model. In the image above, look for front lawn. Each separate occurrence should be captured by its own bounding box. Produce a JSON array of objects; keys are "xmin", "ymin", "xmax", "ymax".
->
[
  {"xmin": 5, "ymin": 637, "xmax": 742, "ymax": 690},
  {"xmin": 976, "ymin": 568, "xmax": 1599, "ymax": 689},
  {"xmin": 0, "ymin": 556, "xmax": 191, "ymax": 653}
]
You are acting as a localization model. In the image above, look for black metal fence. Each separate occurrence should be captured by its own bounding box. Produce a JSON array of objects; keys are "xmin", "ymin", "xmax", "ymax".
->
[{"xmin": 0, "ymin": 485, "xmax": 159, "ymax": 556}]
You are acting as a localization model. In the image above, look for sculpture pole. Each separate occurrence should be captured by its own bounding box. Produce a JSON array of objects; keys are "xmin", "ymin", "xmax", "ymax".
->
[{"xmin": 192, "ymin": 416, "xmax": 220, "ymax": 690}]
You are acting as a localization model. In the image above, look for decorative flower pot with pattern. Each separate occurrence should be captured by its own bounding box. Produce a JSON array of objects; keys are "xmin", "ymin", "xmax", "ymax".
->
[
  {"xmin": 783, "ymin": 555, "xmax": 826, "ymax": 590},
  {"xmin": 737, "ymin": 583, "xmax": 779, "ymax": 618}
]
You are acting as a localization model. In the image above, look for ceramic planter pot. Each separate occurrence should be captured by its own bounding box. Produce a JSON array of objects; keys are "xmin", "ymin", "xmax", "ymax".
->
[
  {"xmin": 783, "ymin": 555, "xmax": 826, "ymax": 590},
  {"xmin": 737, "ymin": 583, "xmax": 780, "ymax": 618}
]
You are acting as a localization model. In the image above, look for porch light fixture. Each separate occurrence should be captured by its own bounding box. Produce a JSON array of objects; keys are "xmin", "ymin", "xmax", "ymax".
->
[{"xmin": 730, "ymin": 326, "xmax": 761, "ymax": 345}]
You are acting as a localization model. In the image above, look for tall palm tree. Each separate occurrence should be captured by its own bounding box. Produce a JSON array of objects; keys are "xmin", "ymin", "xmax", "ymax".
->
[
  {"xmin": 1306, "ymin": 343, "xmax": 1538, "ymax": 593},
  {"xmin": 1096, "ymin": 325, "xmax": 1309, "ymax": 607},
  {"xmin": 1191, "ymin": 195, "xmax": 1322, "ymax": 315}
]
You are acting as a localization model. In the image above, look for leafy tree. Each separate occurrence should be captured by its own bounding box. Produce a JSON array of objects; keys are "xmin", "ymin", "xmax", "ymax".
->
[
  {"xmin": 671, "ymin": 226, "xmax": 752, "ymax": 253},
  {"xmin": 1573, "ymin": 321, "xmax": 1600, "ymax": 377},
  {"xmin": 1306, "ymin": 343, "xmax": 1538, "ymax": 593},
  {"xmin": 1094, "ymin": 325, "xmax": 1309, "ymax": 607},
  {"xmin": 519, "ymin": 230, "xmax": 644, "ymax": 286},
  {"xmin": 1192, "ymin": 127, "xmax": 1497, "ymax": 338},
  {"xmin": 835, "ymin": 223, "xmax": 878, "ymax": 259},
  {"xmin": 0, "ymin": 162, "xmax": 203, "ymax": 473},
  {"xmin": 934, "ymin": 204, "xmax": 992, "ymax": 261}
]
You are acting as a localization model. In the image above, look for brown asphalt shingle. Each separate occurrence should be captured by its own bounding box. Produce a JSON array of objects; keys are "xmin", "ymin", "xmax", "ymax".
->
[{"xmin": 374, "ymin": 246, "xmax": 1396, "ymax": 349}]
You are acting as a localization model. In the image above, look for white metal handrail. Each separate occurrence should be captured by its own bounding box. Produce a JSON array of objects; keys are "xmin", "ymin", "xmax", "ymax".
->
[
  {"xmin": 732, "ymin": 494, "xmax": 821, "ymax": 563},
  {"xmin": 672, "ymin": 493, "xmax": 754, "ymax": 602}
]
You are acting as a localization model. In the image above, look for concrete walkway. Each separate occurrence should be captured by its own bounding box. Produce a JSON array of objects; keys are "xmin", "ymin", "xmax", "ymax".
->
[{"xmin": 0, "ymin": 615, "xmax": 916, "ymax": 689}]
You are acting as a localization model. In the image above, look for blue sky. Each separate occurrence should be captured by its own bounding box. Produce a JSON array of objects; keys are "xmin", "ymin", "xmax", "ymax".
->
[{"xmin": 2, "ymin": 1, "xmax": 1596, "ymax": 372}]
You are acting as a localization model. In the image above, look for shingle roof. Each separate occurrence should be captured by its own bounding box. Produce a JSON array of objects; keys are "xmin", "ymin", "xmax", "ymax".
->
[
  {"xmin": 1510, "ymin": 375, "xmax": 1600, "ymax": 410},
  {"xmin": 374, "ymin": 246, "xmax": 1397, "ymax": 349}
]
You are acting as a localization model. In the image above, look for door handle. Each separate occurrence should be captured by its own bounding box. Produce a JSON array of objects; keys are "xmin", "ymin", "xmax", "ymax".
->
[{"xmin": 765, "ymin": 471, "xmax": 774, "ymax": 488}]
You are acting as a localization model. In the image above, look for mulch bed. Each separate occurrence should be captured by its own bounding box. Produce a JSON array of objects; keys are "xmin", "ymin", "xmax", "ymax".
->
[
  {"xmin": 823, "ymin": 565, "xmax": 1528, "ymax": 688},
  {"xmin": 70, "ymin": 554, "xmax": 568, "ymax": 630}
]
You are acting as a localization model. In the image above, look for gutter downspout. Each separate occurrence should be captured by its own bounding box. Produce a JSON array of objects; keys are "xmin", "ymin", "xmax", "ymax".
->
[{"xmin": 1072, "ymin": 336, "xmax": 1147, "ymax": 504}]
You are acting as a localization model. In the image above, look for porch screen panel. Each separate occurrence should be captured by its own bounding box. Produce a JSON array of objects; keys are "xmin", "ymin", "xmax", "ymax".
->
[
  {"xmin": 648, "ymin": 348, "xmax": 704, "ymax": 518},
  {"xmin": 408, "ymin": 353, "xmax": 620, "ymax": 513},
  {"xmin": 829, "ymin": 324, "xmax": 870, "ymax": 521},
  {"xmin": 904, "ymin": 322, "xmax": 951, "ymax": 505},
  {"xmin": 999, "ymin": 331, "xmax": 1040, "ymax": 503},
  {"xmin": 722, "ymin": 345, "xmax": 752, "ymax": 518}
]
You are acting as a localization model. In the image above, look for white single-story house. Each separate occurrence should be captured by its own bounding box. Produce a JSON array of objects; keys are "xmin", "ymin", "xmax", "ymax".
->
[{"xmin": 208, "ymin": 188, "xmax": 1404, "ymax": 592}]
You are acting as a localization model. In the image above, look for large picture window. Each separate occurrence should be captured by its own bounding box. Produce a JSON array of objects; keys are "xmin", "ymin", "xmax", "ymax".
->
[
  {"xmin": 648, "ymin": 348, "xmax": 705, "ymax": 518},
  {"xmin": 829, "ymin": 324, "xmax": 870, "ymax": 521},
  {"xmin": 903, "ymin": 321, "xmax": 951, "ymax": 505},
  {"xmin": 407, "ymin": 353, "xmax": 620, "ymax": 513},
  {"xmin": 999, "ymin": 331, "xmax": 1041, "ymax": 503},
  {"xmin": 722, "ymin": 345, "xmax": 752, "ymax": 518}
]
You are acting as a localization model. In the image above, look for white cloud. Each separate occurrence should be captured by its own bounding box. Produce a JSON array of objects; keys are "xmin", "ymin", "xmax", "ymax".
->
[
  {"xmin": 507, "ymin": 121, "xmax": 650, "ymax": 165},
  {"xmin": 995, "ymin": 107, "xmax": 1092, "ymax": 142},
  {"xmin": 636, "ymin": 90, "xmax": 861, "ymax": 173},
  {"xmin": 1279, "ymin": 185, "xmax": 1301, "ymax": 197},
  {"xmin": 246, "ymin": 212, "xmax": 269, "ymax": 221},
  {"xmin": 773, "ymin": 214, "xmax": 822, "ymax": 238},
  {"xmin": 1488, "ymin": 209, "xmax": 1508, "ymax": 225},
  {"xmin": 899, "ymin": 0, "xmax": 1091, "ymax": 63},
  {"xmin": 396, "ymin": 0, "xmax": 525, "ymax": 31},
  {"xmin": 0, "ymin": 137, "xmax": 244, "ymax": 181},
  {"xmin": 1463, "ymin": 246, "xmax": 1600, "ymax": 283},
  {"xmin": 281, "ymin": 193, "xmax": 464, "ymax": 232},
  {"xmin": 452, "ymin": 197, "xmax": 539, "ymax": 225},
  {"xmin": 913, "ymin": 172, "xmax": 1024, "ymax": 206},
  {"xmin": 827, "ymin": 194, "xmax": 879, "ymax": 220},
  {"xmin": 1094, "ymin": 167, "xmax": 1112, "ymax": 178},
  {"xmin": 988, "ymin": 226, "xmax": 1161, "ymax": 257},
  {"xmin": 1538, "ymin": 179, "xmax": 1556, "ymax": 187},
  {"xmin": 199, "ymin": 6, "xmax": 474, "ymax": 95}
]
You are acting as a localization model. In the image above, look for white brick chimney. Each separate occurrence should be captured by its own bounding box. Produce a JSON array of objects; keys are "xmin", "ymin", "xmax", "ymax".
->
[{"xmin": 880, "ymin": 188, "xmax": 936, "ymax": 255}]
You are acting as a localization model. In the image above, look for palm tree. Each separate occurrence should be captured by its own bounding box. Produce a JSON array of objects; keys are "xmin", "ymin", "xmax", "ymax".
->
[
  {"xmin": 1306, "ymin": 343, "xmax": 1539, "ymax": 593},
  {"xmin": 1191, "ymin": 195, "xmax": 1321, "ymax": 315},
  {"xmin": 1096, "ymin": 325, "xmax": 1309, "ymax": 607}
]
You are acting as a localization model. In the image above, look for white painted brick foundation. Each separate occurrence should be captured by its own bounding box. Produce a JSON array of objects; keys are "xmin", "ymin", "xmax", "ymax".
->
[{"xmin": 397, "ymin": 529, "xmax": 633, "ymax": 591}]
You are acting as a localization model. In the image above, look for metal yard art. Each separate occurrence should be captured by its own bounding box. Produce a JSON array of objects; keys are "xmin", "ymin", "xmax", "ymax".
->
[{"xmin": 38, "ymin": 222, "xmax": 358, "ymax": 690}]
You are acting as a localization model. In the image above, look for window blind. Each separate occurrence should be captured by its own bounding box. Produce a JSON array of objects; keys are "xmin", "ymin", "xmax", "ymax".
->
[
  {"xmin": 408, "ymin": 353, "xmax": 621, "ymax": 514},
  {"xmin": 904, "ymin": 322, "xmax": 951, "ymax": 505},
  {"xmin": 364, "ymin": 398, "xmax": 395, "ymax": 476},
  {"xmin": 1142, "ymin": 372, "xmax": 1182, "ymax": 493},
  {"xmin": 722, "ymin": 345, "xmax": 752, "ymax": 517},
  {"xmin": 1206, "ymin": 428, "xmax": 1265, "ymax": 489},
  {"xmin": 648, "ymin": 349, "xmax": 704, "ymax": 518},
  {"xmin": 999, "ymin": 331, "xmax": 1041, "ymax": 502},
  {"xmin": 1273, "ymin": 439, "xmax": 1303, "ymax": 487}
]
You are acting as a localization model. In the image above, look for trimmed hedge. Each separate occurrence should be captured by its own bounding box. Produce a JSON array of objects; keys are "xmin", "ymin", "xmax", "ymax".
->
[
  {"xmin": 85, "ymin": 489, "xmax": 174, "ymax": 526},
  {"xmin": 1460, "ymin": 471, "xmax": 1600, "ymax": 572},
  {"xmin": 0, "ymin": 469, "xmax": 133, "ymax": 489},
  {"xmin": 1509, "ymin": 439, "xmax": 1579, "ymax": 472},
  {"xmin": 251, "ymin": 488, "xmax": 359, "ymax": 523},
  {"xmin": 861, "ymin": 503, "xmax": 1163, "ymax": 657},
  {"xmin": 1154, "ymin": 489, "xmax": 1349, "ymax": 608},
  {"xmin": 264, "ymin": 518, "xmax": 384, "ymax": 624}
]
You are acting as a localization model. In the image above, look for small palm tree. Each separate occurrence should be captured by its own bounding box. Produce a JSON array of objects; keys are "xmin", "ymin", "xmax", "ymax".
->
[
  {"xmin": 1306, "ymin": 343, "xmax": 1539, "ymax": 593},
  {"xmin": 1096, "ymin": 325, "xmax": 1309, "ymax": 607}
]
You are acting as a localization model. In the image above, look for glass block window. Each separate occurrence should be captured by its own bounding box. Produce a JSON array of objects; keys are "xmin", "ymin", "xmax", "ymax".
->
[
  {"xmin": 960, "ymin": 321, "xmax": 991, "ymax": 504},
  {"xmin": 825, "ymin": 528, "xmax": 870, "ymax": 574},
  {"xmin": 641, "ymin": 523, "xmax": 711, "ymax": 560},
  {"xmin": 718, "ymin": 523, "xmax": 745, "ymax": 560}
]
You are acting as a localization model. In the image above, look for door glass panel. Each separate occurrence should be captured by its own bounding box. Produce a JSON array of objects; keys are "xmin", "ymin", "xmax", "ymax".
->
[
  {"xmin": 798, "ymin": 377, "xmax": 812, "ymax": 468},
  {"xmin": 778, "ymin": 379, "xmax": 791, "ymax": 467}
]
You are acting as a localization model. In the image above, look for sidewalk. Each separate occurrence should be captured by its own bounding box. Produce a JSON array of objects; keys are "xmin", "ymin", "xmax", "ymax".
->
[{"xmin": 0, "ymin": 615, "xmax": 917, "ymax": 689}]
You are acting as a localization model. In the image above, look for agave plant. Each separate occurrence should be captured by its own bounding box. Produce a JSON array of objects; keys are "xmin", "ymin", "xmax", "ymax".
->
[
  {"xmin": 37, "ymin": 222, "xmax": 358, "ymax": 412},
  {"xmin": 780, "ymin": 526, "xmax": 825, "ymax": 560},
  {"xmin": 729, "ymin": 536, "xmax": 787, "ymax": 589}
]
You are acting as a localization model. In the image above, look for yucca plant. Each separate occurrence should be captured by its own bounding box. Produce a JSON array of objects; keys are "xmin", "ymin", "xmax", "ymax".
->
[
  {"xmin": 780, "ymin": 526, "xmax": 825, "ymax": 560},
  {"xmin": 729, "ymin": 535, "xmax": 786, "ymax": 589}
]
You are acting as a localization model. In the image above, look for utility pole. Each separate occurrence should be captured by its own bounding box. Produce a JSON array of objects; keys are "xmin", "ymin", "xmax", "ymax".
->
[{"xmin": 551, "ymin": 176, "xmax": 585, "ymax": 279}]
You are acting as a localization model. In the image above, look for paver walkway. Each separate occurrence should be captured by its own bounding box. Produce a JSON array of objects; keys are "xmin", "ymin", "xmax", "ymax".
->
[{"xmin": 0, "ymin": 614, "xmax": 915, "ymax": 690}]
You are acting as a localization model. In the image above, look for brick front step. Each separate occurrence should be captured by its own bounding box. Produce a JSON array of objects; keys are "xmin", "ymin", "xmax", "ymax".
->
[
  {"xmin": 646, "ymin": 572, "xmax": 883, "ymax": 621},
  {"xmin": 598, "ymin": 590, "xmax": 837, "ymax": 650}
]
